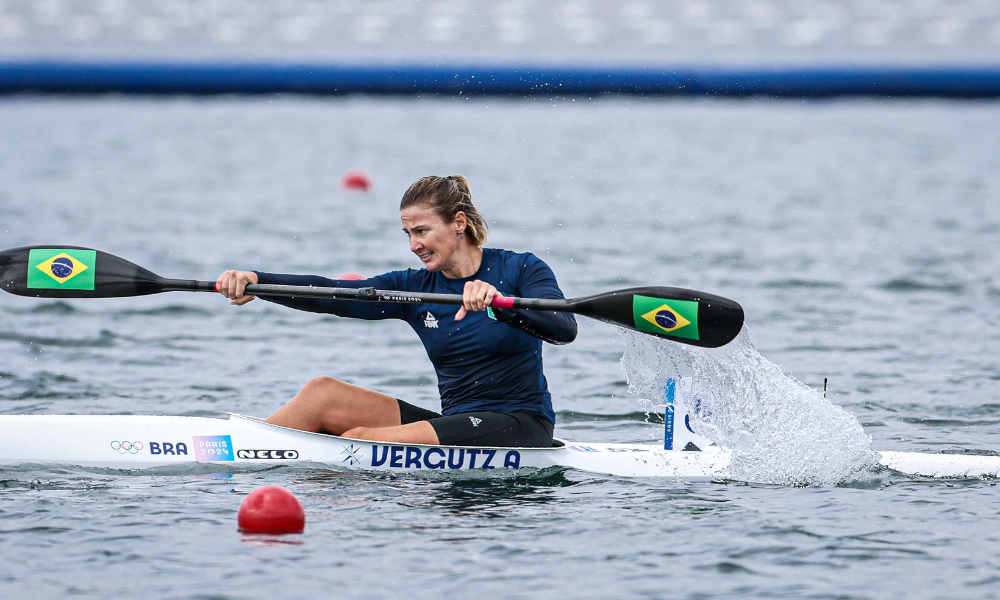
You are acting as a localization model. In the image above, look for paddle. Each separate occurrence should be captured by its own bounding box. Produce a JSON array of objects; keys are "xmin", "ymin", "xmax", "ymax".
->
[{"xmin": 0, "ymin": 245, "xmax": 744, "ymax": 348}]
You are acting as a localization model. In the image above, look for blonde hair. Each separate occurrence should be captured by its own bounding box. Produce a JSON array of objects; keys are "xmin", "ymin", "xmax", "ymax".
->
[{"xmin": 400, "ymin": 175, "xmax": 488, "ymax": 246}]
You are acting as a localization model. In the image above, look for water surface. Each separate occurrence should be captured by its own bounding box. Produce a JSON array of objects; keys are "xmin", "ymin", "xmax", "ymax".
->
[{"xmin": 1, "ymin": 96, "xmax": 999, "ymax": 599}]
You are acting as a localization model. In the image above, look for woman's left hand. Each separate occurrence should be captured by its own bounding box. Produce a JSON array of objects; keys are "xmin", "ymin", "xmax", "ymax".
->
[{"xmin": 456, "ymin": 279, "xmax": 501, "ymax": 321}]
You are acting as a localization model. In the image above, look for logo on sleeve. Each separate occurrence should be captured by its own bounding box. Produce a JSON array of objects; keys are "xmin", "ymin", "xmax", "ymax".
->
[
  {"xmin": 423, "ymin": 312, "xmax": 439, "ymax": 328},
  {"xmin": 469, "ymin": 416, "xmax": 482, "ymax": 427}
]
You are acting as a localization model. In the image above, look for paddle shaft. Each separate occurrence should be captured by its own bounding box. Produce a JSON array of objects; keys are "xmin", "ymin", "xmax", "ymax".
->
[{"xmin": 185, "ymin": 280, "xmax": 560, "ymax": 311}]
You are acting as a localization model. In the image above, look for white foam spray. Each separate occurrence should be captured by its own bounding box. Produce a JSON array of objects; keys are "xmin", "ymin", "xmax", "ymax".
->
[{"xmin": 620, "ymin": 328, "xmax": 878, "ymax": 486}]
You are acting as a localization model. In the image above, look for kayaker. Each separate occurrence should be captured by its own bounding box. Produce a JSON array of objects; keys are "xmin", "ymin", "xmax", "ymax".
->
[{"xmin": 216, "ymin": 175, "xmax": 577, "ymax": 448}]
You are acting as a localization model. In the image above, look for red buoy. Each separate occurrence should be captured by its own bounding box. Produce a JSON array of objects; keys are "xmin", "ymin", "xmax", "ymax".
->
[
  {"xmin": 237, "ymin": 486, "xmax": 305, "ymax": 534},
  {"xmin": 337, "ymin": 272, "xmax": 364, "ymax": 280},
  {"xmin": 340, "ymin": 169, "xmax": 371, "ymax": 192}
]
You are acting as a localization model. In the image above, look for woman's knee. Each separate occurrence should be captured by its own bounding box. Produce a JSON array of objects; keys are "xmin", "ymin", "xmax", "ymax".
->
[
  {"xmin": 297, "ymin": 376, "xmax": 347, "ymax": 398},
  {"xmin": 302, "ymin": 375, "xmax": 343, "ymax": 390},
  {"xmin": 288, "ymin": 377, "xmax": 349, "ymax": 413}
]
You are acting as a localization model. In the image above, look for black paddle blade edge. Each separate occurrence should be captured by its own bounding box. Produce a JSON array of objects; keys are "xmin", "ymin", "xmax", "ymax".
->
[
  {"xmin": 0, "ymin": 245, "xmax": 167, "ymax": 298},
  {"xmin": 569, "ymin": 286, "xmax": 744, "ymax": 348}
]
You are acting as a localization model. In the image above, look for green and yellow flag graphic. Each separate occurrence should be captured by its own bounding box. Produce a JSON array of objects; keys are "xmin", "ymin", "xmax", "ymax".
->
[
  {"xmin": 632, "ymin": 295, "xmax": 699, "ymax": 341},
  {"xmin": 26, "ymin": 249, "xmax": 97, "ymax": 290}
]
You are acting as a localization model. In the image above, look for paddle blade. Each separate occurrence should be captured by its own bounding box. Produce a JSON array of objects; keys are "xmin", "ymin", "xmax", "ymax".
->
[
  {"xmin": 0, "ymin": 246, "xmax": 167, "ymax": 298},
  {"xmin": 570, "ymin": 286, "xmax": 744, "ymax": 348}
]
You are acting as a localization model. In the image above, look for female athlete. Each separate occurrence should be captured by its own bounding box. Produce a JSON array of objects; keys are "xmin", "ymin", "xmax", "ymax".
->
[{"xmin": 216, "ymin": 175, "xmax": 577, "ymax": 448}]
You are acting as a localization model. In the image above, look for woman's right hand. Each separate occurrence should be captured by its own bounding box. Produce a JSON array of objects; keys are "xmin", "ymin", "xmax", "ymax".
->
[{"xmin": 216, "ymin": 270, "xmax": 259, "ymax": 306}]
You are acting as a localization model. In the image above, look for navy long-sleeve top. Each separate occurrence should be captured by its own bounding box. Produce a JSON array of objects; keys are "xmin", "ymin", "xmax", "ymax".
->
[{"xmin": 254, "ymin": 248, "xmax": 577, "ymax": 423}]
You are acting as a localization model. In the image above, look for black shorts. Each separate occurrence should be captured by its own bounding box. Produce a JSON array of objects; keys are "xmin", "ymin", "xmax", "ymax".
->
[{"xmin": 397, "ymin": 399, "xmax": 554, "ymax": 448}]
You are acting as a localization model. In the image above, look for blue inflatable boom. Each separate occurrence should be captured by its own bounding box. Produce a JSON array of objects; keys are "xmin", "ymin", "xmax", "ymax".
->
[{"xmin": 1, "ymin": 61, "xmax": 999, "ymax": 97}]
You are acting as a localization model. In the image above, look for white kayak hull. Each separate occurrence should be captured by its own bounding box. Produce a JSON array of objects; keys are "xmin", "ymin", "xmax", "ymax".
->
[
  {"xmin": 0, "ymin": 414, "xmax": 731, "ymax": 479},
  {"xmin": 0, "ymin": 414, "xmax": 997, "ymax": 480}
]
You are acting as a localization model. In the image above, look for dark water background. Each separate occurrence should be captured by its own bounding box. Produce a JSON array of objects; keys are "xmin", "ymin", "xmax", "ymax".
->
[{"xmin": 1, "ymin": 96, "xmax": 999, "ymax": 599}]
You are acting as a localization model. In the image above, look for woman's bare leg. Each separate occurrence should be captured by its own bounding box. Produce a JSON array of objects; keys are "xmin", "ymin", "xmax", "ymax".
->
[
  {"xmin": 266, "ymin": 377, "xmax": 397, "ymax": 433},
  {"xmin": 342, "ymin": 421, "xmax": 438, "ymax": 444},
  {"xmin": 266, "ymin": 376, "xmax": 439, "ymax": 444}
]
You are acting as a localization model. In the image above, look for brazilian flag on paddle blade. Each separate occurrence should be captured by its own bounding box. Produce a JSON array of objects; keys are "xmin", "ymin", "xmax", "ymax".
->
[
  {"xmin": 632, "ymin": 294, "xmax": 699, "ymax": 341},
  {"xmin": 26, "ymin": 249, "xmax": 97, "ymax": 291}
]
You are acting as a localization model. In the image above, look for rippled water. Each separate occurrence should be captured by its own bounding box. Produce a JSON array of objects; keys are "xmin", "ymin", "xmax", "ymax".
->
[{"xmin": 1, "ymin": 97, "xmax": 999, "ymax": 599}]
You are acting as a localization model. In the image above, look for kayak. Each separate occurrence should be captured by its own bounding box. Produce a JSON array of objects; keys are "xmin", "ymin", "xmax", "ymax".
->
[
  {"xmin": 1, "ymin": 412, "xmax": 998, "ymax": 480},
  {"xmin": 0, "ymin": 413, "xmax": 730, "ymax": 478}
]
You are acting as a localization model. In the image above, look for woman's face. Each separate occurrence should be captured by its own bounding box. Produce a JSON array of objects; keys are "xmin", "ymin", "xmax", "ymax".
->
[{"xmin": 400, "ymin": 204, "xmax": 468, "ymax": 272}]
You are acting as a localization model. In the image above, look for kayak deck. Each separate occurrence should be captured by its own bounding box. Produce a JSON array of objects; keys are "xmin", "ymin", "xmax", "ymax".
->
[{"xmin": 0, "ymin": 413, "xmax": 997, "ymax": 480}]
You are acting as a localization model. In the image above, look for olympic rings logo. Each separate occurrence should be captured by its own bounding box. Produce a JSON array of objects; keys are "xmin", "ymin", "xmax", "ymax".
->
[{"xmin": 111, "ymin": 441, "xmax": 143, "ymax": 454}]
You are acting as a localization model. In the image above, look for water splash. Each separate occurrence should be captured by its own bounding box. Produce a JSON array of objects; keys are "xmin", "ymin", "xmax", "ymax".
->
[{"xmin": 620, "ymin": 328, "xmax": 878, "ymax": 486}]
